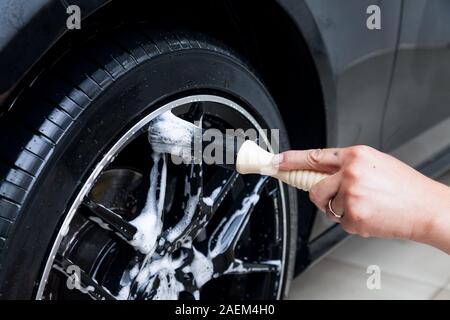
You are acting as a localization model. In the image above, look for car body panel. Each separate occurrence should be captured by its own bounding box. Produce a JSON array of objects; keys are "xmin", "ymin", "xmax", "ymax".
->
[
  {"xmin": 0, "ymin": 0, "xmax": 110, "ymax": 104},
  {"xmin": 301, "ymin": 0, "xmax": 402, "ymax": 149},
  {"xmin": 384, "ymin": 0, "xmax": 450, "ymax": 170},
  {"xmin": 292, "ymin": 0, "xmax": 402, "ymax": 238}
]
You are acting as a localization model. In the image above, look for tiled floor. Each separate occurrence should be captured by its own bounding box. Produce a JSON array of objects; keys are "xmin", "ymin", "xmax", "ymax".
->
[
  {"xmin": 288, "ymin": 171, "xmax": 450, "ymax": 300},
  {"xmin": 288, "ymin": 236, "xmax": 450, "ymax": 299}
]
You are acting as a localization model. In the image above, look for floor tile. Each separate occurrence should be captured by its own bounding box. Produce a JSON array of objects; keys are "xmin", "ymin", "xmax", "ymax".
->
[
  {"xmin": 433, "ymin": 289, "xmax": 450, "ymax": 300},
  {"xmin": 288, "ymin": 258, "xmax": 438, "ymax": 300},
  {"xmin": 327, "ymin": 236, "xmax": 450, "ymax": 287}
]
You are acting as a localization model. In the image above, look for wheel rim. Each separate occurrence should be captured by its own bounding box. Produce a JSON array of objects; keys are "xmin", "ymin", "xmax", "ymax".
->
[{"xmin": 36, "ymin": 94, "xmax": 288, "ymax": 300}]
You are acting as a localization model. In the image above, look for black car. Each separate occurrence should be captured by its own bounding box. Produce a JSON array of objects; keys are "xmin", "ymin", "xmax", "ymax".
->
[{"xmin": 0, "ymin": 0, "xmax": 449, "ymax": 300}]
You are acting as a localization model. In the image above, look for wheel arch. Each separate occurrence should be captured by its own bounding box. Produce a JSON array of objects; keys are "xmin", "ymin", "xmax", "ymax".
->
[{"xmin": 0, "ymin": 0, "xmax": 111, "ymax": 106}]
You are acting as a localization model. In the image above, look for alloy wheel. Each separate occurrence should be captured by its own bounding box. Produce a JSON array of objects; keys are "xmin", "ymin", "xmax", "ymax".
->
[{"xmin": 36, "ymin": 95, "xmax": 288, "ymax": 300}]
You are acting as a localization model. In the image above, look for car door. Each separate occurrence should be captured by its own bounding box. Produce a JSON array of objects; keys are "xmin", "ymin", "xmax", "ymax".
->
[
  {"xmin": 383, "ymin": 0, "xmax": 450, "ymax": 171},
  {"xmin": 301, "ymin": 0, "xmax": 402, "ymax": 239},
  {"xmin": 302, "ymin": 0, "xmax": 402, "ymax": 149}
]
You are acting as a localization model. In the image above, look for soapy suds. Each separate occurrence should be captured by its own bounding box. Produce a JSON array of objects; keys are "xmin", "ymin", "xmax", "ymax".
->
[
  {"xmin": 165, "ymin": 187, "xmax": 200, "ymax": 243},
  {"xmin": 128, "ymin": 153, "xmax": 167, "ymax": 255},
  {"xmin": 203, "ymin": 186, "xmax": 222, "ymax": 207},
  {"xmin": 89, "ymin": 217, "xmax": 113, "ymax": 231},
  {"xmin": 139, "ymin": 254, "xmax": 186, "ymax": 299},
  {"xmin": 118, "ymin": 239, "xmax": 215, "ymax": 300},
  {"xmin": 117, "ymin": 254, "xmax": 187, "ymax": 300},
  {"xmin": 117, "ymin": 177, "xmax": 269, "ymax": 300},
  {"xmin": 182, "ymin": 246, "xmax": 214, "ymax": 288},
  {"xmin": 116, "ymin": 147, "xmax": 203, "ymax": 299},
  {"xmin": 78, "ymin": 285, "xmax": 95, "ymax": 295},
  {"xmin": 208, "ymin": 178, "xmax": 265, "ymax": 258},
  {"xmin": 164, "ymin": 166, "xmax": 201, "ymax": 244},
  {"xmin": 224, "ymin": 259, "xmax": 281, "ymax": 274},
  {"xmin": 116, "ymin": 263, "xmax": 140, "ymax": 300},
  {"xmin": 148, "ymin": 111, "xmax": 198, "ymax": 159},
  {"xmin": 115, "ymin": 115, "xmax": 275, "ymax": 300}
]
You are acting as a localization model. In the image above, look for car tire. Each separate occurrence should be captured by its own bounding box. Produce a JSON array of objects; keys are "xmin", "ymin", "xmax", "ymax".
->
[{"xmin": 0, "ymin": 25, "xmax": 297, "ymax": 299}]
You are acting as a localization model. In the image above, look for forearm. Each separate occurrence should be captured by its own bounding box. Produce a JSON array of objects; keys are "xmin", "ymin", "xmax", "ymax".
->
[{"xmin": 414, "ymin": 180, "xmax": 450, "ymax": 254}]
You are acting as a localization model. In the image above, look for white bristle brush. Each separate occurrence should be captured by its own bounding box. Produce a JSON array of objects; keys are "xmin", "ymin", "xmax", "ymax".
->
[{"xmin": 148, "ymin": 111, "xmax": 328, "ymax": 191}]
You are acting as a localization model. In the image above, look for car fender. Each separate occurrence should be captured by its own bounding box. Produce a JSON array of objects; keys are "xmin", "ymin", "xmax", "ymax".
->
[{"xmin": 0, "ymin": 0, "xmax": 110, "ymax": 105}]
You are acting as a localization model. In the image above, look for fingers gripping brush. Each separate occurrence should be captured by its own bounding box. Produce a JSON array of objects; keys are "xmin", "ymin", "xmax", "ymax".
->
[
  {"xmin": 236, "ymin": 140, "xmax": 329, "ymax": 191},
  {"xmin": 148, "ymin": 111, "xmax": 329, "ymax": 191}
]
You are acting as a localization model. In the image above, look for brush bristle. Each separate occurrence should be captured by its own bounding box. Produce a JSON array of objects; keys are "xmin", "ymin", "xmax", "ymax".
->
[{"xmin": 148, "ymin": 111, "xmax": 201, "ymax": 157}]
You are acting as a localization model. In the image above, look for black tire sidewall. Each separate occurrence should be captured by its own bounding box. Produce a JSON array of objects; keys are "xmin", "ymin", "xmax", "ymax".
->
[{"xmin": 0, "ymin": 49, "xmax": 296, "ymax": 299}]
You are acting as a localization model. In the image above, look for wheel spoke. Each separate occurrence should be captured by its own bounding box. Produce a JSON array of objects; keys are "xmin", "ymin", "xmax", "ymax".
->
[
  {"xmin": 223, "ymin": 259, "xmax": 281, "ymax": 275},
  {"xmin": 126, "ymin": 248, "xmax": 197, "ymax": 300},
  {"xmin": 208, "ymin": 176, "xmax": 269, "ymax": 260},
  {"xmin": 159, "ymin": 163, "xmax": 203, "ymax": 253},
  {"xmin": 157, "ymin": 104, "xmax": 204, "ymax": 253},
  {"xmin": 53, "ymin": 255, "xmax": 116, "ymax": 300},
  {"xmin": 128, "ymin": 153, "xmax": 167, "ymax": 255},
  {"xmin": 82, "ymin": 197, "xmax": 137, "ymax": 241},
  {"xmin": 203, "ymin": 168, "xmax": 239, "ymax": 216},
  {"xmin": 185, "ymin": 102, "xmax": 204, "ymax": 121},
  {"xmin": 176, "ymin": 270, "xmax": 199, "ymax": 298}
]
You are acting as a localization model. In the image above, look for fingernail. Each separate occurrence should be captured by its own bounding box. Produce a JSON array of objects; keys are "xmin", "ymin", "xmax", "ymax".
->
[{"xmin": 272, "ymin": 153, "xmax": 284, "ymax": 167}]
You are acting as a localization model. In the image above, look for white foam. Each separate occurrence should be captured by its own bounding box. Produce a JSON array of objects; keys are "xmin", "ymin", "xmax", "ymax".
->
[
  {"xmin": 185, "ymin": 247, "xmax": 214, "ymax": 288},
  {"xmin": 225, "ymin": 259, "xmax": 281, "ymax": 274},
  {"xmin": 117, "ymin": 176, "xmax": 267, "ymax": 299},
  {"xmin": 165, "ymin": 177, "xmax": 201, "ymax": 243},
  {"xmin": 141, "ymin": 254, "xmax": 186, "ymax": 300},
  {"xmin": 129, "ymin": 153, "xmax": 167, "ymax": 255},
  {"xmin": 208, "ymin": 178, "xmax": 264, "ymax": 258},
  {"xmin": 203, "ymin": 186, "xmax": 221, "ymax": 206},
  {"xmin": 114, "ymin": 112, "xmax": 272, "ymax": 299},
  {"xmin": 89, "ymin": 217, "xmax": 112, "ymax": 231},
  {"xmin": 148, "ymin": 111, "xmax": 198, "ymax": 157}
]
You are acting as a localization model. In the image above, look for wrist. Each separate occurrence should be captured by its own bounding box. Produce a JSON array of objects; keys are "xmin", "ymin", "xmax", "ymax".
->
[{"xmin": 412, "ymin": 180, "xmax": 450, "ymax": 251}]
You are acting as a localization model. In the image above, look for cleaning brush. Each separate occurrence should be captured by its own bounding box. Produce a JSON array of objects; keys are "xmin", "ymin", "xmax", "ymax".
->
[{"xmin": 148, "ymin": 111, "xmax": 328, "ymax": 191}]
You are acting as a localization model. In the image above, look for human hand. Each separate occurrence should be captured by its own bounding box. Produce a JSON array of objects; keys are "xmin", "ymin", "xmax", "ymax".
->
[{"xmin": 276, "ymin": 146, "xmax": 450, "ymax": 250}]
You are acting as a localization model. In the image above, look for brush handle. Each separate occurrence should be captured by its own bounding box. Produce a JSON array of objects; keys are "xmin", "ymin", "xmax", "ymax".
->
[
  {"xmin": 236, "ymin": 140, "xmax": 329, "ymax": 191},
  {"xmin": 272, "ymin": 170, "xmax": 328, "ymax": 192}
]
